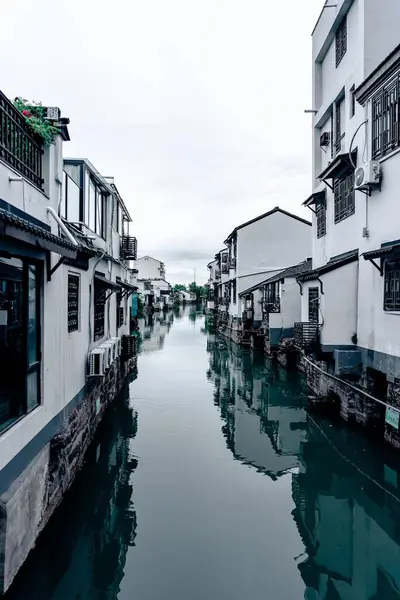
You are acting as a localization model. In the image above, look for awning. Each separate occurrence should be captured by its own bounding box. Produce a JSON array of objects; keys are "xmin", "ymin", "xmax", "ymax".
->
[
  {"xmin": 303, "ymin": 190, "xmax": 326, "ymax": 207},
  {"xmin": 318, "ymin": 151, "xmax": 357, "ymax": 182},
  {"xmin": 298, "ymin": 249, "xmax": 359, "ymax": 282},
  {"xmin": 94, "ymin": 272, "xmax": 122, "ymax": 291},
  {"xmin": 0, "ymin": 208, "xmax": 77, "ymax": 259},
  {"xmin": 362, "ymin": 241, "xmax": 400, "ymax": 260},
  {"xmin": 116, "ymin": 277, "xmax": 138, "ymax": 292}
]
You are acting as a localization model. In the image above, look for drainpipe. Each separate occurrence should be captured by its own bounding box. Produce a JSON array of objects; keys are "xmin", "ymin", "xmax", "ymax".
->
[{"xmin": 46, "ymin": 206, "xmax": 79, "ymax": 246}]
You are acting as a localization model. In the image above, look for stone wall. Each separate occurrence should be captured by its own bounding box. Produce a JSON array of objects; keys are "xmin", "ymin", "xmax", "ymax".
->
[
  {"xmin": 0, "ymin": 356, "xmax": 136, "ymax": 594},
  {"xmin": 305, "ymin": 358, "xmax": 385, "ymax": 435}
]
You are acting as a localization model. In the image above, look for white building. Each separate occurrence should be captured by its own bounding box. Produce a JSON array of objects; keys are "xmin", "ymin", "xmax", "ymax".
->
[
  {"xmin": 239, "ymin": 259, "xmax": 312, "ymax": 349},
  {"xmin": 298, "ymin": 0, "xmax": 400, "ymax": 393},
  {"xmin": 0, "ymin": 91, "xmax": 138, "ymax": 593},
  {"xmin": 136, "ymin": 255, "xmax": 166, "ymax": 280},
  {"xmin": 216, "ymin": 207, "xmax": 311, "ymax": 342}
]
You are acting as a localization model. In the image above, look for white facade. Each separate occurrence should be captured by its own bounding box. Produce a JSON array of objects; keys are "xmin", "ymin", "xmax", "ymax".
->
[
  {"xmin": 136, "ymin": 256, "xmax": 166, "ymax": 280},
  {"xmin": 302, "ymin": 0, "xmax": 400, "ymax": 370},
  {"xmin": 225, "ymin": 208, "xmax": 312, "ymax": 320},
  {"xmin": 0, "ymin": 92, "xmax": 137, "ymax": 592}
]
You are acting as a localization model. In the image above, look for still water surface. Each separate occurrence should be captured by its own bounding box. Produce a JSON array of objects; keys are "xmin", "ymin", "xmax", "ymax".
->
[{"xmin": 7, "ymin": 309, "xmax": 400, "ymax": 599}]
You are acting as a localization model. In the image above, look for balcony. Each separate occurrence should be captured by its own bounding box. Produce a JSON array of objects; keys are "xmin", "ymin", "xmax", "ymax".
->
[
  {"xmin": 0, "ymin": 91, "xmax": 43, "ymax": 189},
  {"xmin": 120, "ymin": 235, "xmax": 138, "ymax": 260},
  {"xmin": 221, "ymin": 264, "xmax": 229, "ymax": 275},
  {"xmin": 229, "ymin": 258, "xmax": 236, "ymax": 269},
  {"xmin": 294, "ymin": 322, "xmax": 320, "ymax": 349}
]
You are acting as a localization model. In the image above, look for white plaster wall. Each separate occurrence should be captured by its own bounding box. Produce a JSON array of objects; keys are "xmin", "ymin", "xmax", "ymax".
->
[
  {"xmin": 281, "ymin": 278, "xmax": 302, "ymax": 329},
  {"xmin": 237, "ymin": 212, "xmax": 311, "ymax": 286},
  {"xmin": 363, "ymin": 0, "xmax": 400, "ymax": 79},
  {"xmin": 137, "ymin": 257, "xmax": 164, "ymax": 280},
  {"xmin": 320, "ymin": 261, "xmax": 358, "ymax": 347}
]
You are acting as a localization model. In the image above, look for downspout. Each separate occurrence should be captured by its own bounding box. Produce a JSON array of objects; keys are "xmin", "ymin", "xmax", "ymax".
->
[{"xmin": 46, "ymin": 206, "xmax": 78, "ymax": 246}]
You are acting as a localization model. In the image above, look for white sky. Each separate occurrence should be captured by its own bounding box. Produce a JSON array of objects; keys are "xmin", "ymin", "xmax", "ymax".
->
[{"xmin": 1, "ymin": 0, "xmax": 323, "ymax": 285}]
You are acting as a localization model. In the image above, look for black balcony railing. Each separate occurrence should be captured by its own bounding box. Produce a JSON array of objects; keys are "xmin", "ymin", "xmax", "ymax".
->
[
  {"xmin": 120, "ymin": 235, "xmax": 137, "ymax": 260},
  {"xmin": 263, "ymin": 299, "xmax": 280, "ymax": 314},
  {"xmin": 0, "ymin": 91, "xmax": 43, "ymax": 189},
  {"xmin": 229, "ymin": 257, "xmax": 236, "ymax": 269},
  {"xmin": 121, "ymin": 334, "xmax": 138, "ymax": 359},
  {"xmin": 294, "ymin": 322, "xmax": 320, "ymax": 349}
]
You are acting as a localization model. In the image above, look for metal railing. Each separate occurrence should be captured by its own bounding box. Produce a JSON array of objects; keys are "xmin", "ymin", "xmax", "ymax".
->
[
  {"xmin": 120, "ymin": 235, "xmax": 138, "ymax": 260},
  {"xmin": 263, "ymin": 299, "xmax": 280, "ymax": 314},
  {"xmin": 0, "ymin": 90, "xmax": 43, "ymax": 189},
  {"xmin": 294, "ymin": 322, "xmax": 320, "ymax": 349}
]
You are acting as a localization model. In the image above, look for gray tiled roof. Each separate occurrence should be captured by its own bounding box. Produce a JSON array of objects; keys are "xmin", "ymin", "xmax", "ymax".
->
[{"xmin": 0, "ymin": 208, "xmax": 78, "ymax": 252}]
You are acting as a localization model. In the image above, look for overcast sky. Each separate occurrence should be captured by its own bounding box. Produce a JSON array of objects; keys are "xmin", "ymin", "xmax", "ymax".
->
[{"xmin": 2, "ymin": 0, "xmax": 322, "ymax": 284}]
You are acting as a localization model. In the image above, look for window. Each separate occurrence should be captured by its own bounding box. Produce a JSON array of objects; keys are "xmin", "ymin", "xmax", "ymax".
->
[
  {"xmin": 335, "ymin": 98, "xmax": 345, "ymax": 154},
  {"xmin": 384, "ymin": 261, "xmax": 400, "ymax": 311},
  {"xmin": 308, "ymin": 287, "xmax": 319, "ymax": 324},
  {"xmin": 264, "ymin": 282, "xmax": 280, "ymax": 312},
  {"xmin": 316, "ymin": 202, "xmax": 326, "ymax": 238},
  {"xmin": 335, "ymin": 16, "xmax": 347, "ymax": 67},
  {"xmin": 116, "ymin": 290, "xmax": 124, "ymax": 329},
  {"xmin": 372, "ymin": 73, "xmax": 400, "ymax": 159},
  {"xmin": 232, "ymin": 279, "xmax": 237, "ymax": 304},
  {"xmin": 350, "ymin": 85, "xmax": 356, "ymax": 118},
  {"xmin": 0, "ymin": 254, "xmax": 41, "ymax": 433},
  {"xmin": 334, "ymin": 171, "xmax": 355, "ymax": 223},
  {"xmin": 94, "ymin": 283, "xmax": 105, "ymax": 340},
  {"xmin": 68, "ymin": 273, "xmax": 80, "ymax": 333},
  {"xmin": 62, "ymin": 172, "xmax": 81, "ymax": 223},
  {"xmin": 84, "ymin": 176, "xmax": 106, "ymax": 238}
]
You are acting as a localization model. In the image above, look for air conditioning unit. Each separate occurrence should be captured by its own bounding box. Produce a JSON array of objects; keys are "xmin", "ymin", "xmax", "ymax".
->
[
  {"xmin": 355, "ymin": 161, "xmax": 381, "ymax": 189},
  {"xmin": 99, "ymin": 342, "xmax": 113, "ymax": 369},
  {"xmin": 88, "ymin": 348, "xmax": 106, "ymax": 377},
  {"xmin": 320, "ymin": 132, "xmax": 330, "ymax": 147},
  {"xmin": 110, "ymin": 336, "xmax": 121, "ymax": 358}
]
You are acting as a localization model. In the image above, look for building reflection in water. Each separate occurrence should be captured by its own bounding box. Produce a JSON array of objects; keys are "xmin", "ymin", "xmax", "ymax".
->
[
  {"xmin": 139, "ymin": 311, "xmax": 175, "ymax": 354},
  {"xmin": 207, "ymin": 337, "xmax": 307, "ymax": 480},
  {"xmin": 207, "ymin": 338, "xmax": 400, "ymax": 600},
  {"xmin": 6, "ymin": 382, "xmax": 138, "ymax": 600}
]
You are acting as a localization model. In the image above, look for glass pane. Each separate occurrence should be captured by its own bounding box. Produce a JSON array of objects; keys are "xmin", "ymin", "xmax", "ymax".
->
[
  {"xmin": 61, "ymin": 171, "xmax": 67, "ymax": 219},
  {"xmin": 96, "ymin": 190, "xmax": 103, "ymax": 236},
  {"xmin": 28, "ymin": 265, "xmax": 38, "ymax": 364},
  {"xmin": 85, "ymin": 171, "xmax": 90, "ymax": 226},
  {"xmin": 27, "ymin": 370, "xmax": 39, "ymax": 412},
  {"xmin": 67, "ymin": 176, "xmax": 80, "ymax": 223},
  {"xmin": 0, "ymin": 256, "xmax": 24, "ymax": 431},
  {"xmin": 89, "ymin": 180, "xmax": 96, "ymax": 231}
]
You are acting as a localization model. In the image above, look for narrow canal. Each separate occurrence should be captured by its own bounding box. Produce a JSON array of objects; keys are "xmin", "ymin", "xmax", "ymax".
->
[{"xmin": 6, "ymin": 309, "xmax": 400, "ymax": 599}]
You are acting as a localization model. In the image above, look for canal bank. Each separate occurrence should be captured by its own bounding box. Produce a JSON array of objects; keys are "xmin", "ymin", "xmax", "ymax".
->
[{"xmin": 5, "ymin": 308, "xmax": 400, "ymax": 599}]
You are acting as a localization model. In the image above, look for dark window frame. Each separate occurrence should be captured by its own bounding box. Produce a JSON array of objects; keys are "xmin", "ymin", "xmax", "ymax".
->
[
  {"xmin": 68, "ymin": 273, "xmax": 80, "ymax": 333},
  {"xmin": 316, "ymin": 202, "xmax": 326, "ymax": 238},
  {"xmin": 335, "ymin": 16, "xmax": 347, "ymax": 68},
  {"xmin": 334, "ymin": 171, "xmax": 355, "ymax": 224},
  {"xmin": 350, "ymin": 84, "xmax": 356, "ymax": 118},
  {"xmin": 94, "ymin": 283, "xmax": 106, "ymax": 341},
  {"xmin": 372, "ymin": 73, "xmax": 400, "ymax": 159},
  {"xmin": 308, "ymin": 287, "xmax": 319, "ymax": 324},
  {"xmin": 232, "ymin": 279, "xmax": 237, "ymax": 305},
  {"xmin": 0, "ymin": 252, "xmax": 42, "ymax": 434},
  {"xmin": 384, "ymin": 261, "xmax": 400, "ymax": 311}
]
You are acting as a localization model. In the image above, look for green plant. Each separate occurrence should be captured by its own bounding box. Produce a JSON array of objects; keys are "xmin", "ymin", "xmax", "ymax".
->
[{"xmin": 13, "ymin": 98, "xmax": 60, "ymax": 147}]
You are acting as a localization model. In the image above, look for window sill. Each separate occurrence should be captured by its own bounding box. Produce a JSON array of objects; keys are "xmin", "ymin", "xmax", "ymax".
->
[
  {"xmin": 379, "ymin": 146, "xmax": 400, "ymax": 164},
  {"xmin": 0, "ymin": 404, "xmax": 44, "ymax": 440},
  {"xmin": 384, "ymin": 311, "xmax": 400, "ymax": 316}
]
